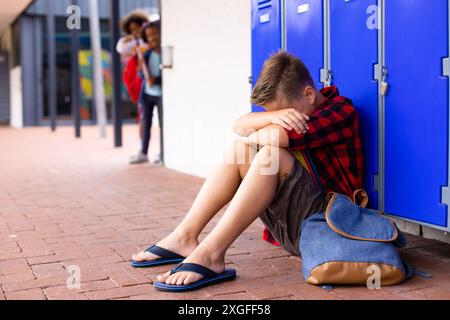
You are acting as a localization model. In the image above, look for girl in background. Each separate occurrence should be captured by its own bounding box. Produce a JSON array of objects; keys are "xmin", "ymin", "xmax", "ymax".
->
[
  {"xmin": 129, "ymin": 21, "xmax": 163, "ymax": 165},
  {"xmin": 116, "ymin": 11, "xmax": 150, "ymax": 157}
]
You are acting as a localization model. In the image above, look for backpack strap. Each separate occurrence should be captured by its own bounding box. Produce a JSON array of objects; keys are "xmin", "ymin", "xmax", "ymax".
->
[
  {"xmin": 325, "ymin": 193, "xmax": 399, "ymax": 242},
  {"xmin": 353, "ymin": 189, "xmax": 369, "ymax": 208},
  {"xmin": 325, "ymin": 189, "xmax": 369, "ymax": 208}
]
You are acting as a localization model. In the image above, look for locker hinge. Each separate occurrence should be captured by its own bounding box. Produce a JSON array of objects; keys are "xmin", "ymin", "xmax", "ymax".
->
[
  {"xmin": 442, "ymin": 186, "xmax": 450, "ymax": 206},
  {"xmin": 374, "ymin": 64, "xmax": 382, "ymax": 81},
  {"xmin": 374, "ymin": 64, "xmax": 389, "ymax": 96},
  {"xmin": 443, "ymin": 58, "xmax": 450, "ymax": 77},
  {"xmin": 374, "ymin": 64, "xmax": 388, "ymax": 81},
  {"xmin": 320, "ymin": 68, "xmax": 333, "ymax": 85},
  {"xmin": 373, "ymin": 175, "xmax": 381, "ymax": 193}
]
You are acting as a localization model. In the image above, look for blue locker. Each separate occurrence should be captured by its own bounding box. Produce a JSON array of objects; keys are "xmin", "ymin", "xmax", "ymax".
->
[
  {"xmin": 385, "ymin": 0, "xmax": 449, "ymax": 227},
  {"xmin": 251, "ymin": 0, "xmax": 282, "ymax": 112},
  {"xmin": 285, "ymin": 0, "xmax": 324, "ymax": 88},
  {"xmin": 330, "ymin": 0, "xmax": 379, "ymax": 209}
]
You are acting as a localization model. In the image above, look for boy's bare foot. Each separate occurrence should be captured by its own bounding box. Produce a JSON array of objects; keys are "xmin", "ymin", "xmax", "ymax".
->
[
  {"xmin": 156, "ymin": 243, "xmax": 225, "ymax": 286},
  {"xmin": 132, "ymin": 231, "xmax": 199, "ymax": 262}
]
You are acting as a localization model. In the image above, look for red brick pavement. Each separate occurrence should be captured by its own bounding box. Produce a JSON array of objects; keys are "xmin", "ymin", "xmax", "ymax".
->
[{"xmin": 1, "ymin": 125, "xmax": 450, "ymax": 300}]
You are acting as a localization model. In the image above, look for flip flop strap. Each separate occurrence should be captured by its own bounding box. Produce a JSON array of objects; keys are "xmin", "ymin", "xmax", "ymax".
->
[
  {"xmin": 170, "ymin": 263, "xmax": 218, "ymax": 278},
  {"xmin": 145, "ymin": 245, "xmax": 184, "ymax": 260}
]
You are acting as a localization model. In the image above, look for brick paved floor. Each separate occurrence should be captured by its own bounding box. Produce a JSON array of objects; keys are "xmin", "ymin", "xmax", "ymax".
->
[{"xmin": 1, "ymin": 125, "xmax": 450, "ymax": 300}]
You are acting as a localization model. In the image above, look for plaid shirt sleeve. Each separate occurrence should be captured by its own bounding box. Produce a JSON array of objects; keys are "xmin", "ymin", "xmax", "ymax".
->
[{"xmin": 285, "ymin": 102, "xmax": 357, "ymax": 151}]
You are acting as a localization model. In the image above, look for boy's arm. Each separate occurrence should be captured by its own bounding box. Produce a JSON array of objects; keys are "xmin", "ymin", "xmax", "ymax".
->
[
  {"xmin": 242, "ymin": 125, "xmax": 290, "ymax": 149},
  {"xmin": 287, "ymin": 103, "xmax": 357, "ymax": 151},
  {"xmin": 239, "ymin": 104, "xmax": 354, "ymax": 150},
  {"xmin": 233, "ymin": 112, "xmax": 273, "ymax": 137},
  {"xmin": 233, "ymin": 109, "xmax": 309, "ymax": 137}
]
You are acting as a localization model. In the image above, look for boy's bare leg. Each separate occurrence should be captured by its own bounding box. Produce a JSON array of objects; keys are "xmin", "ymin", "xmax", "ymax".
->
[
  {"xmin": 157, "ymin": 145, "xmax": 295, "ymax": 285},
  {"xmin": 132, "ymin": 140, "xmax": 257, "ymax": 262}
]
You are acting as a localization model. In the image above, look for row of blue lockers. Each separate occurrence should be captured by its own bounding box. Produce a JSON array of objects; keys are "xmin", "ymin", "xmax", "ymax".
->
[{"xmin": 251, "ymin": 0, "xmax": 450, "ymax": 231}]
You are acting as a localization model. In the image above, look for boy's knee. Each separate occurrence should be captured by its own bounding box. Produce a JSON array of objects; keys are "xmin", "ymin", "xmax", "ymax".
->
[
  {"xmin": 257, "ymin": 145, "xmax": 292, "ymax": 162},
  {"xmin": 255, "ymin": 146, "xmax": 295, "ymax": 177},
  {"xmin": 233, "ymin": 139, "xmax": 251, "ymax": 163},
  {"xmin": 224, "ymin": 139, "xmax": 257, "ymax": 165}
]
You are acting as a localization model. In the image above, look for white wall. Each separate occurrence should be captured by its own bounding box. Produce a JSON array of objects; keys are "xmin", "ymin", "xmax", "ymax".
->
[
  {"xmin": 2, "ymin": 26, "xmax": 23, "ymax": 128},
  {"xmin": 161, "ymin": 0, "xmax": 252, "ymax": 177},
  {"xmin": 10, "ymin": 66, "xmax": 23, "ymax": 128}
]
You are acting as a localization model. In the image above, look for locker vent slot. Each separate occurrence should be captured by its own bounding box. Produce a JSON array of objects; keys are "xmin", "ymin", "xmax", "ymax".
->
[
  {"xmin": 258, "ymin": 0, "xmax": 272, "ymax": 10},
  {"xmin": 297, "ymin": 4, "xmax": 310, "ymax": 14}
]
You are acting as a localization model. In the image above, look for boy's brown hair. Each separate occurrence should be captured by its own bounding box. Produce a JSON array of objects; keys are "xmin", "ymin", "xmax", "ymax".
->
[{"xmin": 251, "ymin": 51, "xmax": 315, "ymax": 106}]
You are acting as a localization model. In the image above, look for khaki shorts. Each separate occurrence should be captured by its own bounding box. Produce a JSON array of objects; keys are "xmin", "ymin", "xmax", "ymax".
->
[{"xmin": 259, "ymin": 159, "xmax": 327, "ymax": 257}]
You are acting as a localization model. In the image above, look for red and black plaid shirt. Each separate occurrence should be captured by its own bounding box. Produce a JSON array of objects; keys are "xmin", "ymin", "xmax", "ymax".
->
[{"xmin": 263, "ymin": 85, "xmax": 364, "ymax": 245}]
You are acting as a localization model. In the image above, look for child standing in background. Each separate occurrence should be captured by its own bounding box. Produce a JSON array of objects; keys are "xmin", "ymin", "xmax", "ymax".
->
[
  {"xmin": 129, "ymin": 21, "xmax": 163, "ymax": 165},
  {"xmin": 117, "ymin": 11, "xmax": 149, "ymax": 147}
]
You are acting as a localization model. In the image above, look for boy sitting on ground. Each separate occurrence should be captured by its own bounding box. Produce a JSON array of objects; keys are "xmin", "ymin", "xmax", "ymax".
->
[{"xmin": 131, "ymin": 51, "xmax": 363, "ymax": 292}]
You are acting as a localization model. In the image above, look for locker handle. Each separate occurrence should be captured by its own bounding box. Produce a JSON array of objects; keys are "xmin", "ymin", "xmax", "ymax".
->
[
  {"xmin": 381, "ymin": 66, "xmax": 388, "ymax": 81},
  {"xmin": 380, "ymin": 66, "xmax": 389, "ymax": 96},
  {"xmin": 320, "ymin": 69, "xmax": 333, "ymax": 85},
  {"xmin": 374, "ymin": 64, "xmax": 389, "ymax": 96},
  {"xmin": 374, "ymin": 64, "xmax": 386, "ymax": 81}
]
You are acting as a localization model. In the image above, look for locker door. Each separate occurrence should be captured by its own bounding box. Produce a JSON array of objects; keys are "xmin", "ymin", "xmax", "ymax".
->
[
  {"xmin": 330, "ymin": 0, "xmax": 379, "ymax": 209},
  {"xmin": 252, "ymin": 0, "xmax": 282, "ymax": 112},
  {"xmin": 385, "ymin": 0, "xmax": 449, "ymax": 227},
  {"xmin": 285, "ymin": 0, "xmax": 324, "ymax": 88}
]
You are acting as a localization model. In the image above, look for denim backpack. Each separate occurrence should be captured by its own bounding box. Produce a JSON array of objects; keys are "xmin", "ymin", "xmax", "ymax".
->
[{"xmin": 299, "ymin": 190, "xmax": 416, "ymax": 286}]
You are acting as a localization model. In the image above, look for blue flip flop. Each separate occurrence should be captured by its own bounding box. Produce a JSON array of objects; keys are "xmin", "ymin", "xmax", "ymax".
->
[
  {"xmin": 130, "ymin": 245, "xmax": 185, "ymax": 268},
  {"xmin": 153, "ymin": 263, "xmax": 236, "ymax": 292}
]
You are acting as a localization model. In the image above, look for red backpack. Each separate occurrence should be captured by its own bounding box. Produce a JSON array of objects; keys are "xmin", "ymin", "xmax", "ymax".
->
[{"xmin": 123, "ymin": 56, "xmax": 142, "ymax": 104}]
